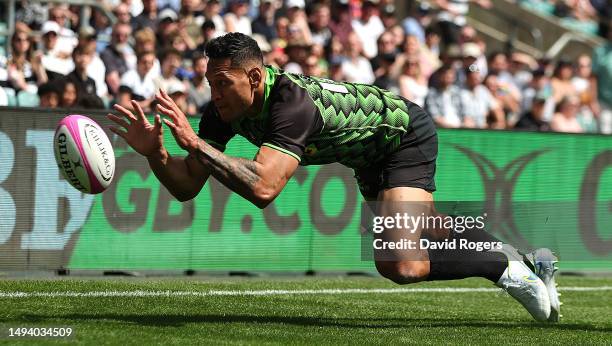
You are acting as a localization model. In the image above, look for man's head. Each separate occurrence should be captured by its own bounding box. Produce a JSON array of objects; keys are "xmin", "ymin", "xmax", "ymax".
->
[
  {"xmin": 160, "ymin": 47, "xmax": 182, "ymax": 78},
  {"xmin": 72, "ymin": 44, "xmax": 93, "ymax": 73},
  {"xmin": 137, "ymin": 50, "xmax": 156, "ymax": 77},
  {"xmin": 204, "ymin": 32, "xmax": 265, "ymax": 122},
  {"xmin": 192, "ymin": 52, "xmax": 208, "ymax": 78},
  {"xmin": 438, "ymin": 65, "xmax": 456, "ymax": 89}
]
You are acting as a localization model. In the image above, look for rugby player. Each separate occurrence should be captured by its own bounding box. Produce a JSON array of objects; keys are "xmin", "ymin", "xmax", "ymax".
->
[{"xmin": 108, "ymin": 33, "xmax": 560, "ymax": 322}]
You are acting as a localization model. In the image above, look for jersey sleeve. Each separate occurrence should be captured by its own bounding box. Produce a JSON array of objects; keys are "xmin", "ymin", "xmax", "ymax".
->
[
  {"xmin": 261, "ymin": 81, "xmax": 322, "ymax": 162},
  {"xmin": 197, "ymin": 102, "xmax": 235, "ymax": 152}
]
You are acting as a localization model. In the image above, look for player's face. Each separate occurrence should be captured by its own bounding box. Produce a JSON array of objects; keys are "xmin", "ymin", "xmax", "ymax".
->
[{"xmin": 206, "ymin": 58, "xmax": 256, "ymax": 122}]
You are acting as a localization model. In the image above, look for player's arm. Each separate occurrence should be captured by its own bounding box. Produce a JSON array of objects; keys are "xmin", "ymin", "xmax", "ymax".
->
[
  {"xmin": 188, "ymin": 140, "xmax": 299, "ymax": 209},
  {"xmin": 146, "ymin": 147, "xmax": 210, "ymax": 202}
]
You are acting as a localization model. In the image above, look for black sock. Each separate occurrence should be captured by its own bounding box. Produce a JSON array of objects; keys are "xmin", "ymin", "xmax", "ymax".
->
[{"xmin": 426, "ymin": 227, "xmax": 509, "ymax": 283}]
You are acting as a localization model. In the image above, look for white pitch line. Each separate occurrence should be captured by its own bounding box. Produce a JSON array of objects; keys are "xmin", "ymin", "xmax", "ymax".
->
[{"xmin": 0, "ymin": 286, "xmax": 611, "ymax": 298}]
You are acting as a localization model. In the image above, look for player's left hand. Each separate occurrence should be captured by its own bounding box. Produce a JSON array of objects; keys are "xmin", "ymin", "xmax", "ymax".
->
[{"xmin": 155, "ymin": 89, "xmax": 200, "ymax": 153}]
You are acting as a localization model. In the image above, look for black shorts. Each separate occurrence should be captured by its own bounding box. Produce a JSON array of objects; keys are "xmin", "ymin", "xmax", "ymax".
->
[{"xmin": 354, "ymin": 100, "xmax": 438, "ymax": 200}]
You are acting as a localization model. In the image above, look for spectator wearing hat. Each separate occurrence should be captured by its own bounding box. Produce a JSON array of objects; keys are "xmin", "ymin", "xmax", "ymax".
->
[
  {"xmin": 132, "ymin": 0, "xmax": 158, "ymax": 32},
  {"xmin": 454, "ymin": 42, "xmax": 483, "ymax": 87},
  {"xmin": 156, "ymin": 8, "xmax": 180, "ymax": 52},
  {"xmin": 514, "ymin": 91, "xmax": 551, "ymax": 132},
  {"xmin": 283, "ymin": 39, "xmax": 311, "ymax": 74},
  {"xmin": 252, "ymin": 0, "xmax": 279, "ymax": 43},
  {"xmin": 380, "ymin": 4, "xmax": 398, "ymax": 29},
  {"xmin": 187, "ymin": 52, "xmax": 211, "ymax": 116},
  {"xmin": 425, "ymin": 64, "xmax": 464, "ymax": 128},
  {"xmin": 120, "ymin": 50, "xmax": 157, "ymax": 112},
  {"xmin": 461, "ymin": 64, "xmax": 505, "ymax": 128},
  {"xmin": 399, "ymin": 56, "xmax": 428, "ymax": 107},
  {"xmin": 341, "ymin": 32, "xmax": 375, "ymax": 84},
  {"xmin": 101, "ymin": 22, "xmax": 134, "ymax": 96},
  {"xmin": 352, "ymin": 0, "xmax": 385, "ymax": 59},
  {"xmin": 308, "ymin": 3, "xmax": 332, "ymax": 47},
  {"xmin": 40, "ymin": 21, "xmax": 73, "ymax": 77},
  {"xmin": 224, "ymin": 0, "xmax": 252, "ymax": 35}
]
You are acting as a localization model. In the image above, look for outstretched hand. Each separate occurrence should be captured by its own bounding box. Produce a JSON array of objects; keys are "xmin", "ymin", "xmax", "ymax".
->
[
  {"xmin": 155, "ymin": 89, "xmax": 200, "ymax": 153},
  {"xmin": 107, "ymin": 100, "xmax": 164, "ymax": 157}
]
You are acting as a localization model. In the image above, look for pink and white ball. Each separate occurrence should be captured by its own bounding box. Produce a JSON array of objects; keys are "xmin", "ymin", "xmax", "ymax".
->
[{"xmin": 53, "ymin": 115, "xmax": 115, "ymax": 194}]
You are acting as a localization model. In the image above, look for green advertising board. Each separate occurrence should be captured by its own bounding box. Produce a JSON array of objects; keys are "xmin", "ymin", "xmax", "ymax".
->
[{"xmin": 0, "ymin": 108, "xmax": 610, "ymax": 272}]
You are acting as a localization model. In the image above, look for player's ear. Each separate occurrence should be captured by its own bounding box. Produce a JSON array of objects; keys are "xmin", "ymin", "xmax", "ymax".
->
[{"xmin": 247, "ymin": 67, "xmax": 263, "ymax": 88}]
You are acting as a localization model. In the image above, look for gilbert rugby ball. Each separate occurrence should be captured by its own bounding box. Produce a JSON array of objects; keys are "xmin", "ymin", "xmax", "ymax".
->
[{"xmin": 53, "ymin": 114, "xmax": 115, "ymax": 194}]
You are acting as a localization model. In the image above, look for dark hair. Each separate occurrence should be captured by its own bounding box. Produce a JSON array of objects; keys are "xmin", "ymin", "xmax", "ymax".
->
[
  {"xmin": 192, "ymin": 51, "xmax": 207, "ymax": 64},
  {"xmin": 159, "ymin": 47, "xmax": 182, "ymax": 63},
  {"xmin": 37, "ymin": 81, "xmax": 60, "ymax": 97},
  {"xmin": 204, "ymin": 32, "xmax": 263, "ymax": 67}
]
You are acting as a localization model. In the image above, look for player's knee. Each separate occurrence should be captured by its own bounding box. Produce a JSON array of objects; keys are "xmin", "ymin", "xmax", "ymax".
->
[{"xmin": 375, "ymin": 261, "xmax": 429, "ymax": 284}]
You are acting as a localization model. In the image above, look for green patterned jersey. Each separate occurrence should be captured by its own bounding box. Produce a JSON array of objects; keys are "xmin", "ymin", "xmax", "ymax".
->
[{"xmin": 198, "ymin": 65, "xmax": 414, "ymax": 169}]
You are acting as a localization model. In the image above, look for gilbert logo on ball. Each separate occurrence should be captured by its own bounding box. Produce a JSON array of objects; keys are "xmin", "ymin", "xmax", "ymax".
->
[{"xmin": 53, "ymin": 114, "xmax": 115, "ymax": 194}]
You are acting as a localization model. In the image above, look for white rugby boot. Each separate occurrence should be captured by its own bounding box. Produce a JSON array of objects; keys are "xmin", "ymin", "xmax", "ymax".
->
[
  {"xmin": 492, "ymin": 244, "xmax": 551, "ymax": 322},
  {"xmin": 524, "ymin": 248, "xmax": 561, "ymax": 322}
]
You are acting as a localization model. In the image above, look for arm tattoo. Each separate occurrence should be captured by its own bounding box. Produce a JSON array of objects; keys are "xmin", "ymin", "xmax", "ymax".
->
[{"xmin": 193, "ymin": 138, "xmax": 261, "ymax": 198}]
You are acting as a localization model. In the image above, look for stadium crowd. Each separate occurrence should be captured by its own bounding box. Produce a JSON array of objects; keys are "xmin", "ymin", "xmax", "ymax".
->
[{"xmin": 0, "ymin": 0, "xmax": 611, "ymax": 134}]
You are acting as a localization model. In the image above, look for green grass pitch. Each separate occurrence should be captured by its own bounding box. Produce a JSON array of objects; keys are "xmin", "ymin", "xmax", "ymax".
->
[{"xmin": 0, "ymin": 276, "xmax": 611, "ymax": 344}]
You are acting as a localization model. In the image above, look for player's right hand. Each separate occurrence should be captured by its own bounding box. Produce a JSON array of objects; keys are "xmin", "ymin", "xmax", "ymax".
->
[{"xmin": 107, "ymin": 100, "xmax": 164, "ymax": 158}]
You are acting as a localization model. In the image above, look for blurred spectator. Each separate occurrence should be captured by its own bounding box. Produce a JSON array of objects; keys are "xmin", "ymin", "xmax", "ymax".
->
[
  {"xmin": 133, "ymin": 28, "xmax": 161, "ymax": 76},
  {"xmin": 328, "ymin": 56, "xmax": 345, "ymax": 81},
  {"xmin": 167, "ymin": 80, "xmax": 189, "ymax": 114},
  {"xmin": 309, "ymin": 3, "xmax": 332, "ymax": 47},
  {"xmin": 113, "ymin": 3, "xmax": 133, "ymax": 25},
  {"xmin": 284, "ymin": 40, "xmax": 311, "ymax": 74},
  {"xmin": 329, "ymin": 1, "xmax": 353, "ymax": 45},
  {"xmin": 37, "ymin": 81, "xmax": 60, "ymax": 108},
  {"xmin": 396, "ymin": 34, "xmax": 439, "ymax": 81},
  {"xmin": 120, "ymin": 50, "xmax": 157, "ymax": 111},
  {"xmin": 132, "ymin": 0, "xmax": 158, "ymax": 32},
  {"xmin": 460, "ymin": 64, "xmax": 505, "ymax": 128},
  {"xmin": 285, "ymin": 0, "xmax": 312, "ymax": 43},
  {"xmin": 380, "ymin": 4, "xmax": 398, "ymax": 30},
  {"xmin": 592, "ymin": 19, "xmax": 612, "ymax": 134},
  {"xmin": 153, "ymin": 48, "xmax": 183, "ymax": 93},
  {"xmin": 371, "ymin": 31, "xmax": 399, "ymax": 77},
  {"xmin": 484, "ymin": 73, "xmax": 521, "ymax": 126},
  {"xmin": 309, "ymin": 43, "xmax": 328, "ymax": 77},
  {"xmin": 509, "ymin": 52, "xmax": 538, "ymax": 90},
  {"xmin": 16, "ymin": 0, "xmax": 47, "ymax": 31},
  {"xmin": 425, "ymin": 26, "xmax": 442, "ymax": 58},
  {"xmin": 514, "ymin": 91, "xmax": 551, "ymax": 132},
  {"xmin": 65, "ymin": 44, "xmax": 99, "ymax": 105},
  {"xmin": 252, "ymin": 0, "xmax": 279, "ymax": 42},
  {"xmin": 101, "ymin": 23, "xmax": 134, "ymax": 96},
  {"xmin": 435, "ymin": 0, "xmax": 491, "ymax": 47},
  {"xmin": 91, "ymin": 8, "xmax": 112, "ymax": 53},
  {"xmin": 203, "ymin": 0, "xmax": 226, "ymax": 35},
  {"xmin": 48, "ymin": 5, "xmax": 77, "ymax": 56},
  {"xmin": 521, "ymin": 68, "xmax": 555, "ymax": 122},
  {"xmin": 340, "ymin": 32, "xmax": 375, "ymax": 84},
  {"xmin": 302, "ymin": 54, "xmax": 324, "ymax": 78},
  {"xmin": 352, "ymin": 0, "xmax": 385, "ymax": 59},
  {"xmin": 455, "ymin": 42, "xmax": 483, "ymax": 87},
  {"xmin": 224, "ymin": 0, "xmax": 252, "ymax": 35},
  {"xmin": 572, "ymin": 54, "xmax": 600, "ymax": 116},
  {"xmin": 551, "ymin": 59, "xmax": 577, "ymax": 104},
  {"xmin": 550, "ymin": 96, "xmax": 584, "ymax": 133},
  {"xmin": 6, "ymin": 29, "xmax": 47, "ymax": 95},
  {"xmin": 373, "ymin": 53, "xmax": 399, "ymax": 94},
  {"xmin": 40, "ymin": 21, "xmax": 73, "ymax": 77},
  {"xmin": 399, "ymin": 57, "xmax": 428, "ymax": 107},
  {"xmin": 179, "ymin": 0, "xmax": 206, "ymax": 45},
  {"xmin": 425, "ymin": 65, "xmax": 464, "ymax": 128},
  {"xmin": 187, "ymin": 53, "xmax": 211, "ymax": 115},
  {"xmin": 79, "ymin": 27, "xmax": 109, "ymax": 102},
  {"xmin": 487, "ymin": 51, "xmax": 521, "ymax": 99},
  {"xmin": 58, "ymin": 78, "xmax": 77, "ymax": 108}
]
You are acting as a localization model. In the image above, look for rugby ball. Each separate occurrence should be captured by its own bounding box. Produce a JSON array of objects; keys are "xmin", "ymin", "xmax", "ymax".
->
[{"xmin": 53, "ymin": 114, "xmax": 115, "ymax": 194}]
